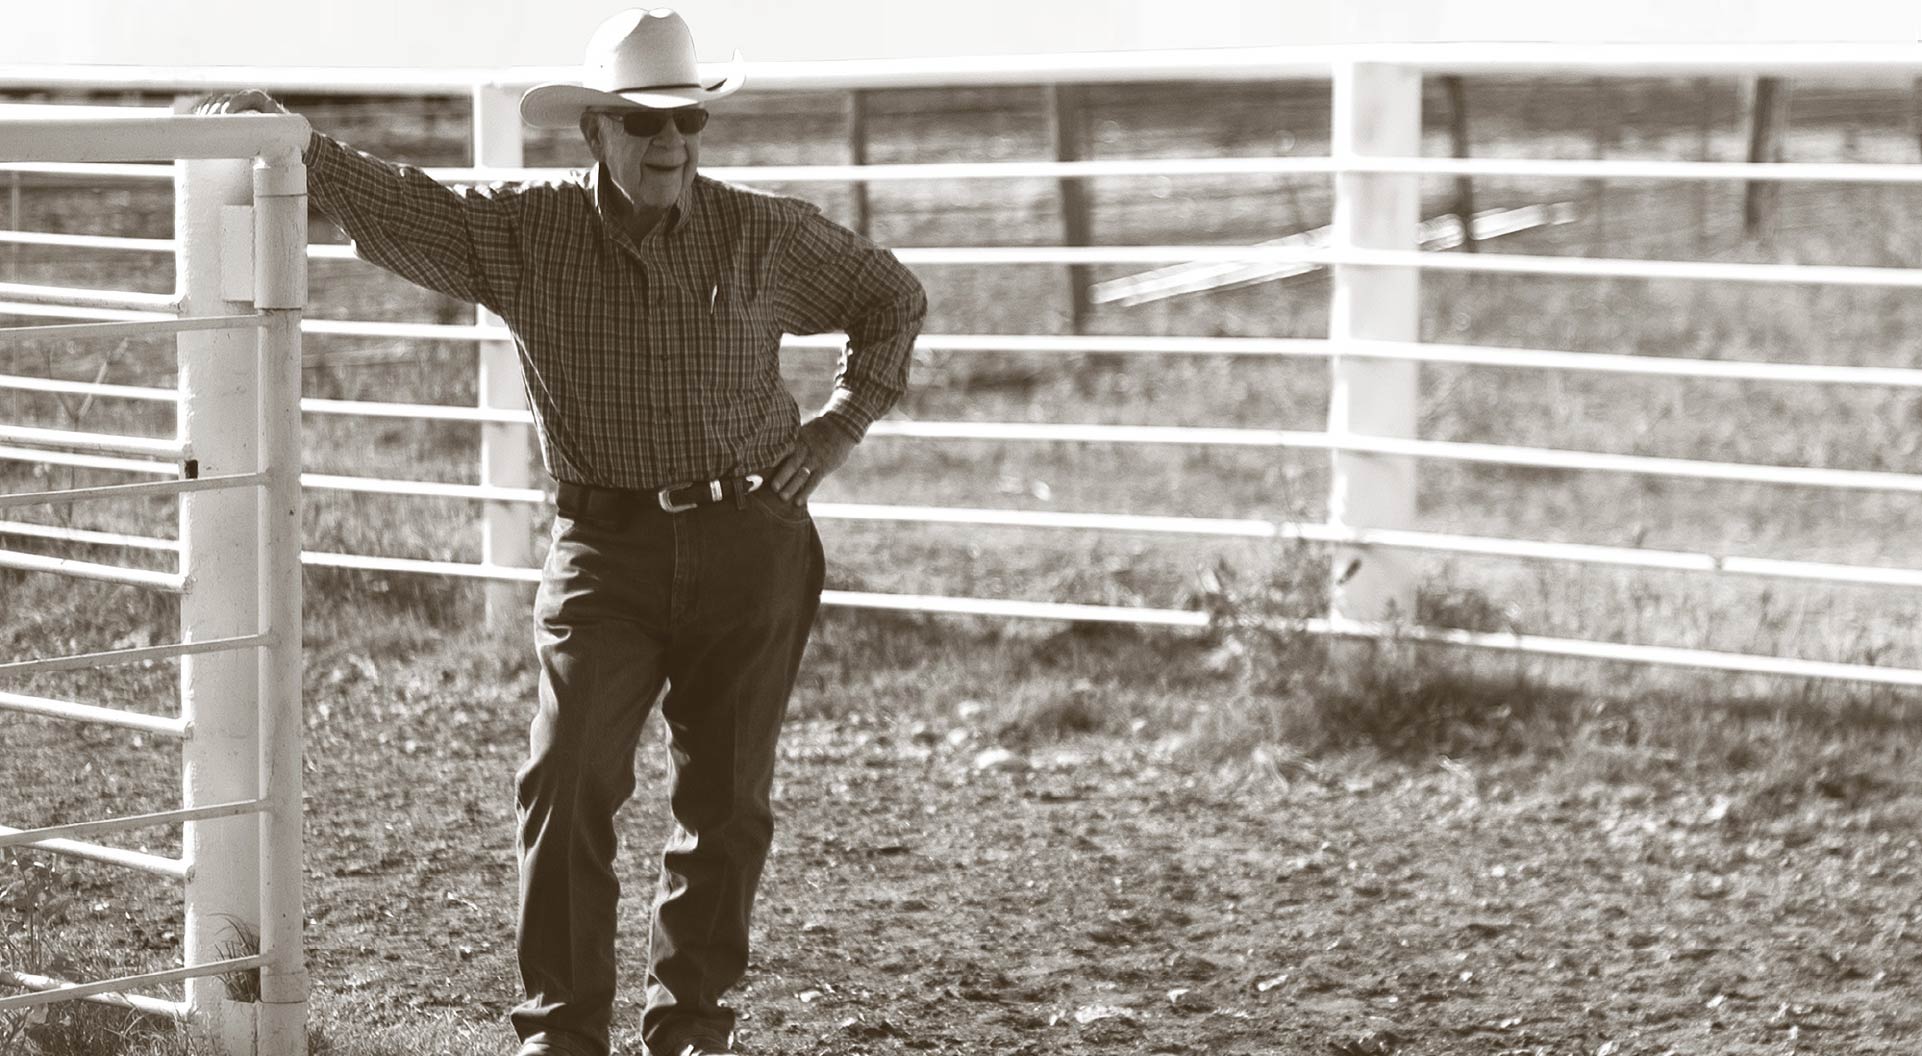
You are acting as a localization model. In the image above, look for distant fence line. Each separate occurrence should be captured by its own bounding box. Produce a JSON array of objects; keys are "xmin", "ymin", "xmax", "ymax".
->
[{"xmin": 3, "ymin": 46, "xmax": 1922, "ymax": 690}]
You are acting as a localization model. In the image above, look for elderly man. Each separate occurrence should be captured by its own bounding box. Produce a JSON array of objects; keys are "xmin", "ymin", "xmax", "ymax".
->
[{"xmin": 198, "ymin": 10, "xmax": 926, "ymax": 1056}]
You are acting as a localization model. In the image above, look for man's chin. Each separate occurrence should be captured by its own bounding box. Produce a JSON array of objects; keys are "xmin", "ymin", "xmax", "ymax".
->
[{"xmin": 613, "ymin": 164, "xmax": 693, "ymax": 217}]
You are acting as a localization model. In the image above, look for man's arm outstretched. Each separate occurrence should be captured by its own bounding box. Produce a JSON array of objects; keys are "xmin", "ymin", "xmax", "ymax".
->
[{"xmin": 195, "ymin": 90, "xmax": 528, "ymax": 321}]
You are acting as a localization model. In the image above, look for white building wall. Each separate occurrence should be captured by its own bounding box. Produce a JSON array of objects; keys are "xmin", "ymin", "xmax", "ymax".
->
[{"xmin": 4, "ymin": 0, "xmax": 1917, "ymax": 69}]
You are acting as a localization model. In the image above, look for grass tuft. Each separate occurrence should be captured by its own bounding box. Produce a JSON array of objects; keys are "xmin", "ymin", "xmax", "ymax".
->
[{"xmin": 211, "ymin": 915, "xmax": 260, "ymax": 1004}]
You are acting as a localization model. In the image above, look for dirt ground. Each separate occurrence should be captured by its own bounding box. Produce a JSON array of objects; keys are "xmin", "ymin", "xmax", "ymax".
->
[
  {"xmin": 291, "ymin": 657, "xmax": 1922, "ymax": 1056},
  {"xmin": 2, "ymin": 616, "xmax": 1919, "ymax": 1056}
]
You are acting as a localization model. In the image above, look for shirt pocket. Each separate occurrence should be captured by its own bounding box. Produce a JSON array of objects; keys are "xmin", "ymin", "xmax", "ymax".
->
[{"xmin": 704, "ymin": 274, "xmax": 778, "ymax": 396}]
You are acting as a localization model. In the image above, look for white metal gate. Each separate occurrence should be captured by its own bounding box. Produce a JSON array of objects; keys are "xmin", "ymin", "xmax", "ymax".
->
[{"xmin": 0, "ymin": 109, "xmax": 309, "ymax": 1056}]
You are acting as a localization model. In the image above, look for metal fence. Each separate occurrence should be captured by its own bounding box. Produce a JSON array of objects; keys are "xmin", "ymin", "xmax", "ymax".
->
[
  {"xmin": 3, "ymin": 47, "xmax": 1922, "ymax": 691},
  {"xmin": 0, "ymin": 111, "xmax": 309, "ymax": 1055}
]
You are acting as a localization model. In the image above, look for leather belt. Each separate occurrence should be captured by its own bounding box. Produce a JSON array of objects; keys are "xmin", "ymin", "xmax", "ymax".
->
[{"xmin": 556, "ymin": 474, "xmax": 766, "ymax": 521}]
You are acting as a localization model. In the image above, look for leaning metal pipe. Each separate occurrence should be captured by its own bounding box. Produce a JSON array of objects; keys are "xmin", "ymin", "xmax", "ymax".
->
[
  {"xmin": 0, "ymin": 800, "xmax": 263, "ymax": 849},
  {"xmin": 0, "ymin": 971, "xmax": 186, "ymax": 1020},
  {"xmin": 0, "ymin": 957, "xmax": 261, "ymax": 1013}
]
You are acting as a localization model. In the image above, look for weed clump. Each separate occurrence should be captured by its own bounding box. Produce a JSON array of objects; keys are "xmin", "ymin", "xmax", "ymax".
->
[
  {"xmin": 1202, "ymin": 548, "xmax": 1581, "ymax": 759},
  {"xmin": 0, "ymin": 853, "xmax": 190, "ymax": 1056}
]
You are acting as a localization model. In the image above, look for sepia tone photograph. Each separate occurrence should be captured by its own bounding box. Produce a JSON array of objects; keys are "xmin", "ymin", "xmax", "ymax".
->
[{"xmin": 1, "ymin": 2, "xmax": 1919, "ymax": 1054}]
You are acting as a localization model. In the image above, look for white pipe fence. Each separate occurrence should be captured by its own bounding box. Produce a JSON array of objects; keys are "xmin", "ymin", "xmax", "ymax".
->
[
  {"xmin": 0, "ymin": 50, "xmax": 1918, "ymax": 1054},
  {"xmin": 0, "ymin": 111, "xmax": 308, "ymax": 1056},
  {"xmin": 0, "ymin": 52, "xmax": 1916, "ymax": 728}
]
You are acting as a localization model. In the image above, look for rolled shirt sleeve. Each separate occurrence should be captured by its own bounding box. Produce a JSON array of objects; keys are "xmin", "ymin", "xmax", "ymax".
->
[{"xmin": 772, "ymin": 205, "xmax": 927, "ymax": 441}]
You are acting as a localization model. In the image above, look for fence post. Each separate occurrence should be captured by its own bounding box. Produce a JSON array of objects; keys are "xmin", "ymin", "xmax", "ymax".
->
[
  {"xmin": 251, "ymin": 148, "xmax": 308, "ymax": 1056},
  {"xmin": 473, "ymin": 84, "xmax": 535, "ymax": 625},
  {"xmin": 1046, "ymin": 83, "xmax": 1094, "ymax": 333},
  {"xmin": 1439, "ymin": 75, "xmax": 1477, "ymax": 251},
  {"xmin": 847, "ymin": 90, "xmax": 872, "ymax": 238},
  {"xmin": 5, "ymin": 169, "xmax": 18, "ymax": 278},
  {"xmin": 1326, "ymin": 62, "xmax": 1420, "ymax": 624},
  {"xmin": 1743, "ymin": 76, "xmax": 1790, "ymax": 239},
  {"xmin": 173, "ymin": 97, "xmax": 263, "ymax": 1056}
]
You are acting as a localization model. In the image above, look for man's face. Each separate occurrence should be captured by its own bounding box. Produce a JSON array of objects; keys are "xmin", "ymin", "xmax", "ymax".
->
[{"xmin": 585, "ymin": 106, "xmax": 704, "ymax": 218}]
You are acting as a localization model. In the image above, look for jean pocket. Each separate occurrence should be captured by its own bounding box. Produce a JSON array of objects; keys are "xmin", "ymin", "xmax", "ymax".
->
[{"xmin": 747, "ymin": 487, "xmax": 812, "ymax": 528}]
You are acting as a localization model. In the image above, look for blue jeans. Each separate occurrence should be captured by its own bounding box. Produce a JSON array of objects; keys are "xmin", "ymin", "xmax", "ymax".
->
[{"xmin": 511, "ymin": 486, "xmax": 825, "ymax": 1056}]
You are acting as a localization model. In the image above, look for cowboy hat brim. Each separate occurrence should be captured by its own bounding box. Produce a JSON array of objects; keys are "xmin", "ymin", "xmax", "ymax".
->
[{"xmin": 520, "ymin": 53, "xmax": 745, "ymax": 129}]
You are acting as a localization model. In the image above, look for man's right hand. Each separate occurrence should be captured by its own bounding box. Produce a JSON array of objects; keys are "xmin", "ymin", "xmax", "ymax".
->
[{"xmin": 192, "ymin": 89, "xmax": 291, "ymax": 116}]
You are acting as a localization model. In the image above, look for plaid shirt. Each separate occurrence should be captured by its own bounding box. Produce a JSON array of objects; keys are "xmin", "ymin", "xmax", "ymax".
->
[{"xmin": 304, "ymin": 132, "xmax": 926, "ymax": 490}]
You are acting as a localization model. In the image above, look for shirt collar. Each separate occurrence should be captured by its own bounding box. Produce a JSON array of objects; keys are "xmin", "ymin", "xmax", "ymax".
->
[{"xmin": 587, "ymin": 163, "xmax": 700, "ymax": 245}]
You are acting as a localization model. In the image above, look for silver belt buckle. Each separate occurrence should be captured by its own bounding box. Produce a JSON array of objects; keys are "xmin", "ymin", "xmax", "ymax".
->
[
  {"xmin": 657, "ymin": 474, "xmax": 764, "ymax": 513},
  {"xmin": 657, "ymin": 481, "xmax": 699, "ymax": 513}
]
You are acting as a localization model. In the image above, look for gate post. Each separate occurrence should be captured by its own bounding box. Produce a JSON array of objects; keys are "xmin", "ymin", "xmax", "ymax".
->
[
  {"xmin": 252, "ymin": 149, "xmax": 309, "ymax": 1056},
  {"xmin": 1326, "ymin": 62, "xmax": 1420, "ymax": 623},
  {"xmin": 472, "ymin": 84, "xmax": 535, "ymax": 625},
  {"xmin": 174, "ymin": 97, "xmax": 262, "ymax": 1056}
]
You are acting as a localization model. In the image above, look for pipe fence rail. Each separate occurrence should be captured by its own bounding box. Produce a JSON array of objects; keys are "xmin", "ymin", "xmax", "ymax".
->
[{"xmin": 0, "ymin": 110, "xmax": 309, "ymax": 1056}]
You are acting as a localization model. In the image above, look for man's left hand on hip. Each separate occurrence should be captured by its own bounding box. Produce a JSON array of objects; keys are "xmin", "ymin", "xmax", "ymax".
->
[{"xmin": 769, "ymin": 417, "xmax": 855, "ymax": 505}]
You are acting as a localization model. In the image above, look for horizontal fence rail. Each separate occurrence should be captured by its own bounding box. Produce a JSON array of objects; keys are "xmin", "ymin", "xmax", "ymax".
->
[
  {"xmin": 1302, "ymin": 616, "xmax": 1922, "ymax": 689},
  {"xmin": 0, "ymin": 444, "xmax": 170, "ymax": 474},
  {"xmin": 0, "ymin": 688, "xmax": 191, "ymax": 737},
  {"xmin": 0, "ymin": 161, "xmax": 172, "ymax": 179},
  {"xmin": 0, "ymin": 113, "xmax": 309, "ymax": 162},
  {"xmin": 0, "ymin": 546, "xmax": 185, "ymax": 591},
  {"xmin": 21, "ymin": 153, "xmax": 1922, "ymax": 188},
  {"xmin": 5, "ymin": 498, "xmax": 1914, "ymax": 592},
  {"xmin": 0, "ymin": 423, "xmax": 184, "ymax": 459},
  {"xmin": 16, "ymin": 233, "xmax": 1922, "ymax": 285},
  {"xmin": 0, "ymin": 280, "xmax": 178, "ymax": 313},
  {"xmin": 816, "ymin": 506, "xmax": 1922, "ymax": 590},
  {"xmin": 0, "ymin": 824, "xmax": 188, "ymax": 879}
]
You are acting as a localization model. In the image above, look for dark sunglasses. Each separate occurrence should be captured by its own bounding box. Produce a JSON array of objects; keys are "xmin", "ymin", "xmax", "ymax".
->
[{"xmin": 609, "ymin": 108, "xmax": 709, "ymax": 137}]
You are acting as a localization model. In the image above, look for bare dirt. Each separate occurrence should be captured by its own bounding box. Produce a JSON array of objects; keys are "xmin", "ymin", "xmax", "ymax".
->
[
  {"xmin": 288, "ymin": 631, "xmax": 1922, "ymax": 1056},
  {"xmin": 4, "ymin": 608, "xmax": 1920, "ymax": 1056}
]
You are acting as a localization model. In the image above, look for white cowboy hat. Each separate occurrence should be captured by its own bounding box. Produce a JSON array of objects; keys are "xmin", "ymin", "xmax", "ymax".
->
[{"xmin": 520, "ymin": 8, "xmax": 744, "ymax": 129}]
